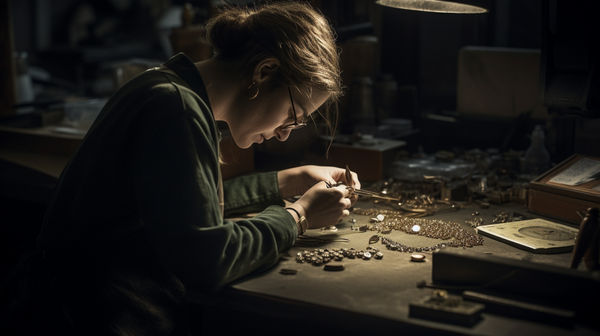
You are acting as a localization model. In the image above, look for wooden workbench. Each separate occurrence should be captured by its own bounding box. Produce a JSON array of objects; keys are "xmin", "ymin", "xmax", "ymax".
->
[{"xmin": 187, "ymin": 200, "xmax": 599, "ymax": 336}]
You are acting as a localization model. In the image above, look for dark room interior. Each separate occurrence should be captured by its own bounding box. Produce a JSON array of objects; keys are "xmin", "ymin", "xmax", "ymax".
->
[{"xmin": 1, "ymin": 0, "xmax": 599, "ymax": 335}]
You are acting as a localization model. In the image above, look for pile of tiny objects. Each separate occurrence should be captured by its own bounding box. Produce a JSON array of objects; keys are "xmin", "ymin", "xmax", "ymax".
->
[
  {"xmin": 352, "ymin": 209, "xmax": 485, "ymax": 251},
  {"xmin": 296, "ymin": 246, "xmax": 384, "ymax": 266}
]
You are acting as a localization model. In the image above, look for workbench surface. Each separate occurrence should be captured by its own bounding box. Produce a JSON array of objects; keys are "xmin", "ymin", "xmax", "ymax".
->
[{"xmin": 187, "ymin": 200, "xmax": 598, "ymax": 335}]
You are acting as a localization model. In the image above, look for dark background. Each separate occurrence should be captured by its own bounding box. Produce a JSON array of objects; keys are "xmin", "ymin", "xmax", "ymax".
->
[{"xmin": 2, "ymin": 0, "xmax": 599, "ymax": 279}]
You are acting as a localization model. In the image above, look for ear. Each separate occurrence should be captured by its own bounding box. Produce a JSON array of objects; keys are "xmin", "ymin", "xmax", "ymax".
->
[{"xmin": 252, "ymin": 58, "xmax": 280, "ymax": 85}]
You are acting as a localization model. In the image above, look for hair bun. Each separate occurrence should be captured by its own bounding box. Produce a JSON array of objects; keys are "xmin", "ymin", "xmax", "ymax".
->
[{"xmin": 205, "ymin": 8, "xmax": 253, "ymax": 56}]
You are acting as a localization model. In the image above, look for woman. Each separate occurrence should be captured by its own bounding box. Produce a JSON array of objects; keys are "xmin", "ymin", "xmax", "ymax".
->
[{"xmin": 1, "ymin": 2, "xmax": 359, "ymax": 335}]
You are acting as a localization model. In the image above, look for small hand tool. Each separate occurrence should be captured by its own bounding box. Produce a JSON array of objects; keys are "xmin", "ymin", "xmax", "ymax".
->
[
  {"xmin": 570, "ymin": 207, "xmax": 599, "ymax": 270},
  {"xmin": 324, "ymin": 166, "xmax": 401, "ymax": 202},
  {"xmin": 345, "ymin": 165, "xmax": 355, "ymax": 190}
]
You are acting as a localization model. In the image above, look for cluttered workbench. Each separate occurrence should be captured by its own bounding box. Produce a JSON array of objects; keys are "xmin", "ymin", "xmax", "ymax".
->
[{"xmin": 187, "ymin": 190, "xmax": 600, "ymax": 335}]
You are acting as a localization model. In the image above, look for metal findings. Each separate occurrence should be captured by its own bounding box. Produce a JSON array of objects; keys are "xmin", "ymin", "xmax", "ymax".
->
[
  {"xmin": 466, "ymin": 217, "xmax": 484, "ymax": 228},
  {"xmin": 350, "ymin": 225, "xmax": 369, "ymax": 232},
  {"xmin": 295, "ymin": 247, "xmax": 384, "ymax": 265},
  {"xmin": 411, "ymin": 254, "xmax": 426, "ymax": 262},
  {"xmin": 280, "ymin": 269, "xmax": 298, "ymax": 275}
]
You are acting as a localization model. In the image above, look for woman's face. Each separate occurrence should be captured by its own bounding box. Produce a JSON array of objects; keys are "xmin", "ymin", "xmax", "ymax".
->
[{"xmin": 228, "ymin": 86, "xmax": 329, "ymax": 149}]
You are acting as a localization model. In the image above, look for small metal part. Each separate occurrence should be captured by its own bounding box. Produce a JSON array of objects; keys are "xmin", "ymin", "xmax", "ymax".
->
[
  {"xmin": 363, "ymin": 252, "xmax": 372, "ymax": 260},
  {"xmin": 369, "ymin": 235, "xmax": 380, "ymax": 244},
  {"xmin": 324, "ymin": 264, "xmax": 345, "ymax": 271},
  {"xmin": 280, "ymin": 269, "xmax": 298, "ymax": 275},
  {"xmin": 472, "ymin": 212, "xmax": 479, "ymax": 216},
  {"xmin": 411, "ymin": 254, "xmax": 426, "ymax": 262},
  {"xmin": 375, "ymin": 252, "xmax": 384, "ymax": 259}
]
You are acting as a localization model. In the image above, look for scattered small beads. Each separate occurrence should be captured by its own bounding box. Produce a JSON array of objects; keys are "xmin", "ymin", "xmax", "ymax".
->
[
  {"xmin": 353, "ymin": 208, "xmax": 485, "ymax": 250},
  {"xmin": 296, "ymin": 246, "xmax": 383, "ymax": 265}
]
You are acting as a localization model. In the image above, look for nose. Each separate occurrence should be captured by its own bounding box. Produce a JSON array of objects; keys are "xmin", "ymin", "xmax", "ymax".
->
[{"xmin": 275, "ymin": 127, "xmax": 291, "ymax": 142}]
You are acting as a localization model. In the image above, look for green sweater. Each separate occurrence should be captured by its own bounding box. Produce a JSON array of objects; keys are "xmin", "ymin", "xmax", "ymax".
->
[{"xmin": 40, "ymin": 53, "xmax": 297, "ymax": 294}]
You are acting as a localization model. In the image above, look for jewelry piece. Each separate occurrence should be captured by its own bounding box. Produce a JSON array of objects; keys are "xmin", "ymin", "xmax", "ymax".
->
[
  {"xmin": 280, "ymin": 269, "xmax": 298, "ymax": 275},
  {"xmin": 466, "ymin": 217, "xmax": 484, "ymax": 228},
  {"xmin": 246, "ymin": 81, "xmax": 259, "ymax": 99},
  {"xmin": 322, "ymin": 225, "xmax": 338, "ymax": 232},
  {"xmin": 353, "ymin": 208, "xmax": 484, "ymax": 251},
  {"xmin": 295, "ymin": 247, "xmax": 383, "ymax": 265},
  {"xmin": 492, "ymin": 211, "xmax": 510, "ymax": 223},
  {"xmin": 285, "ymin": 207, "xmax": 307, "ymax": 236},
  {"xmin": 411, "ymin": 254, "xmax": 426, "ymax": 262}
]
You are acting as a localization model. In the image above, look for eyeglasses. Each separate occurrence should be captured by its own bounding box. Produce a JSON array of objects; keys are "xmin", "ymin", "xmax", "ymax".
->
[{"xmin": 281, "ymin": 87, "xmax": 308, "ymax": 131}]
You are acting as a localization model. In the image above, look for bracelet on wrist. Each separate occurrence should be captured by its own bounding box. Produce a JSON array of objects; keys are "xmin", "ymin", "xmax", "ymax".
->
[
  {"xmin": 285, "ymin": 207, "xmax": 301, "ymax": 220},
  {"xmin": 285, "ymin": 207, "xmax": 307, "ymax": 235}
]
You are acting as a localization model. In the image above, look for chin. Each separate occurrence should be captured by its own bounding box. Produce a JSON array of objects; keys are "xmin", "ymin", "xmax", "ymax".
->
[{"xmin": 238, "ymin": 138, "xmax": 258, "ymax": 149}]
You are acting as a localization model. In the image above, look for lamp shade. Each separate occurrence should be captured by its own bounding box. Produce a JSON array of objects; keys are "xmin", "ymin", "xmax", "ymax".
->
[{"xmin": 376, "ymin": 0, "xmax": 490, "ymax": 14}]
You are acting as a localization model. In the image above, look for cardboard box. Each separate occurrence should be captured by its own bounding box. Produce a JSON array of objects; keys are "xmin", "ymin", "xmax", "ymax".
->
[{"xmin": 528, "ymin": 154, "xmax": 600, "ymax": 225}]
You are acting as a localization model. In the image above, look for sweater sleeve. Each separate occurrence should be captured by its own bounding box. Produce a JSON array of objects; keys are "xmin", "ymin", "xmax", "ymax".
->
[
  {"xmin": 134, "ymin": 99, "xmax": 297, "ymax": 294},
  {"xmin": 222, "ymin": 172, "xmax": 286, "ymax": 217}
]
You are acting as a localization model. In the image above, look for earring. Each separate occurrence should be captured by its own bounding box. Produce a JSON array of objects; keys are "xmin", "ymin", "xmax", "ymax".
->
[{"xmin": 247, "ymin": 82, "xmax": 259, "ymax": 100}]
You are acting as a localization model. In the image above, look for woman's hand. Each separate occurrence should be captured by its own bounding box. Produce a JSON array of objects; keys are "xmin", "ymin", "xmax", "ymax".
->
[
  {"xmin": 278, "ymin": 165, "xmax": 361, "ymax": 202},
  {"xmin": 287, "ymin": 181, "xmax": 353, "ymax": 229}
]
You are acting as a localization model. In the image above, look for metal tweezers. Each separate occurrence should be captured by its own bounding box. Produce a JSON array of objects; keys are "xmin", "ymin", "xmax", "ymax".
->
[{"xmin": 324, "ymin": 165, "xmax": 402, "ymax": 202}]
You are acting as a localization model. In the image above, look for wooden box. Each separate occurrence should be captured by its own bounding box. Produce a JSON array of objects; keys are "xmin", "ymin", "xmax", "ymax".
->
[
  {"xmin": 306, "ymin": 138, "xmax": 406, "ymax": 182},
  {"xmin": 528, "ymin": 154, "xmax": 600, "ymax": 225}
]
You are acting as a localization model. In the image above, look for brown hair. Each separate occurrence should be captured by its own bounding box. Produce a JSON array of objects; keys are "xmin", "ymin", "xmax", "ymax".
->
[{"xmin": 205, "ymin": 1, "xmax": 343, "ymax": 141}]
